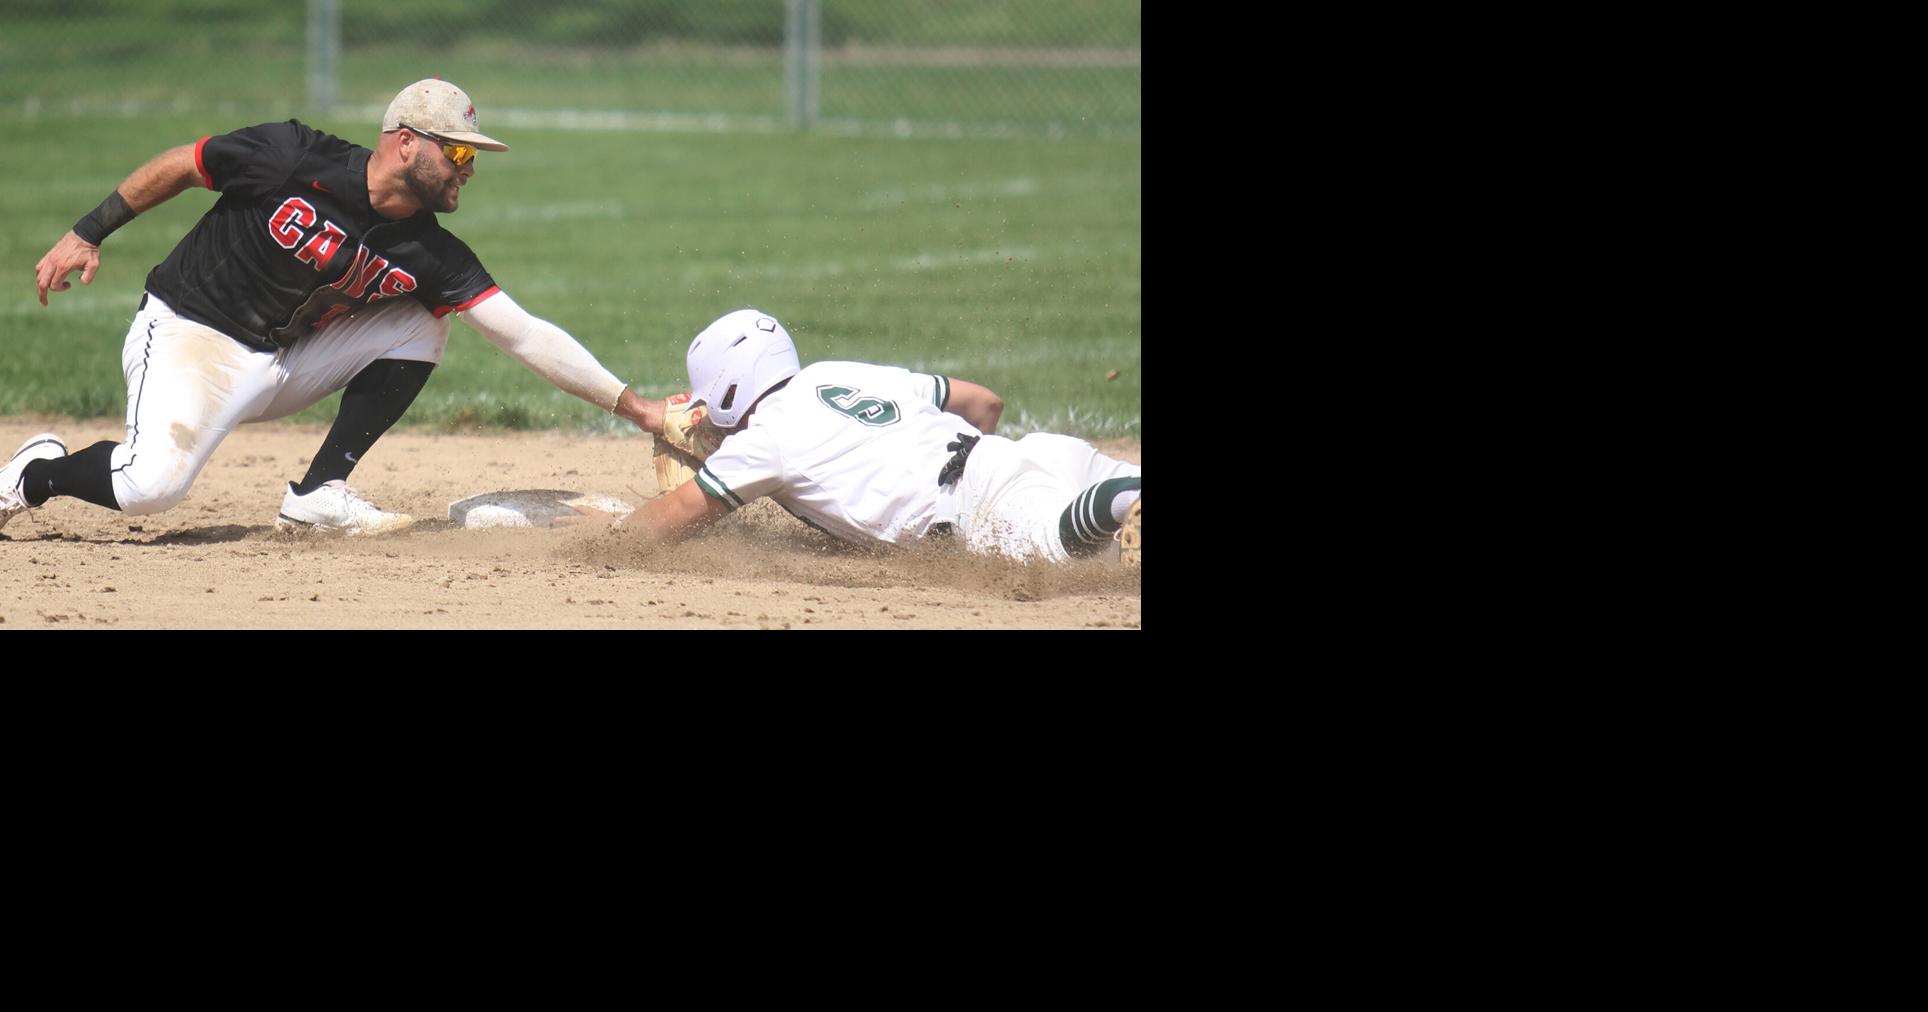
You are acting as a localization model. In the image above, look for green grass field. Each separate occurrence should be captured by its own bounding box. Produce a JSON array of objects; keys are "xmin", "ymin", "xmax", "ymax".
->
[
  {"xmin": 0, "ymin": 2, "xmax": 1141, "ymax": 135},
  {"xmin": 0, "ymin": 113, "xmax": 1140, "ymax": 437},
  {"xmin": 0, "ymin": 2, "xmax": 1139, "ymax": 439}
]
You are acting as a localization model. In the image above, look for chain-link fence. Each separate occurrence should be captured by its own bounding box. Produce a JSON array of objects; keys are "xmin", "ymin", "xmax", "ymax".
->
[{"xmin": 3, "ymin": 0, "xmax": 1141, "ymax": 139}]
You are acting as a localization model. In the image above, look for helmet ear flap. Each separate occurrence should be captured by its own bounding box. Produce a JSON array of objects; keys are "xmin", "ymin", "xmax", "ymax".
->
[{"xmin": 719, "ymin": 384, "xmax": 738, "ymax": 413}]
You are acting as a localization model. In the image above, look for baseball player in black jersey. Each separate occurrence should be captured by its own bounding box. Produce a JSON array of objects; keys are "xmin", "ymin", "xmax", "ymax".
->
[{"xmin": 4, "ymin": 79, "xmax": 670, "ymax": 536}]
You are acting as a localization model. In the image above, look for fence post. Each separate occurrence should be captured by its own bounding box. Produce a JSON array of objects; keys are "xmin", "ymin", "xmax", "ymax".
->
[
  {"xmin": 785, "ymin": 0, "xmax": 820, "ymax": 129},
  {"xmin": 307, "ymin": 0, "xmax": 341, "ymax": 116}
]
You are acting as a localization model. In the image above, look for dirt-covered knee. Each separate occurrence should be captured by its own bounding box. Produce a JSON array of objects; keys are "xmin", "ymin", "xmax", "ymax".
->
[{"xmin": 112, "ymin": 455, "xmax": 199, "ymax": 515}]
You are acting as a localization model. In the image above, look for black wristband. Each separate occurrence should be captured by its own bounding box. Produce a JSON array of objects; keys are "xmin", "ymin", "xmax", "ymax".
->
[{"xmin": 72, "ymin": 190, "xmax": 135, "ymax": 245}]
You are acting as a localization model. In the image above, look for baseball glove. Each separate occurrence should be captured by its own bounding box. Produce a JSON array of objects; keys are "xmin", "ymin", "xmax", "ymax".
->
[
  {"xmin": 1118, "ymin": 498, "xmax": 1141, "ymax": 567},
  {"xmin": 651, "ymin": 392, "xmax": 727, "ymax": 494}
]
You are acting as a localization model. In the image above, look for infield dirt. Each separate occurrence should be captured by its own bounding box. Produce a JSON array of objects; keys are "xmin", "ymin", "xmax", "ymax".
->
[{"xmin": 1, "ymin": 417, "xmax": 1140, "ymax": 630}]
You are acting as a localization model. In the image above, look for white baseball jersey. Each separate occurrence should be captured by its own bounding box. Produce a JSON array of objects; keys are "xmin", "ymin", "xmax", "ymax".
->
[{"xmin": 693, "ymin": 361, "xmax": 975, "ymax": 545}]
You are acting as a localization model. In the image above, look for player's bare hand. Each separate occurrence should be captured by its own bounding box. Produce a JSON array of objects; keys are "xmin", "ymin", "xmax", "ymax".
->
[
  {"xmin": 35, "ymin": 231, "xmax": 102, "ymax": 306},
  {"xmin": 553, "ymin": 505, "xmax": 626, "ymax": 527},
  {"xmin": 614, "ymin": 386, "xmax": 666, "ymax": 434}
]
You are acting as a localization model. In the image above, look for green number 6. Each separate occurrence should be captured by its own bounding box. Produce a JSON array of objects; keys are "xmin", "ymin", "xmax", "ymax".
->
[{"xmin": 815, "ymin": 385, "xmax": 901, "ymax": 426}]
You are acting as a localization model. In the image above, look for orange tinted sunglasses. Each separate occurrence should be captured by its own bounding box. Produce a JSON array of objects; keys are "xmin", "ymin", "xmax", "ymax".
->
[{"xmin": 401, "ymin": 125, "xmax": 477, "ymax": 166}]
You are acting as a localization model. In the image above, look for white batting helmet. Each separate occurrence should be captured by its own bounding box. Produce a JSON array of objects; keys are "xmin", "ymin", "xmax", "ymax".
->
[{"xmin": 686, "ymin": 309, "xmax": 800, "ymax": 428}]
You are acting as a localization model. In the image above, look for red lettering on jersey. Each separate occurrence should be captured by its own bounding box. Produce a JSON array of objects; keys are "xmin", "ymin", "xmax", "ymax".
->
[
  {"xmin": 267, "ymin": 197, "xmax": 317, "ymax": 250},
  {"xmin": 372, "ymin": 267, "xmax": 418, "ymax": 301},
  {"xmin": 313, "ymin": 304, "xmax": 351, "ymax": 330},
  {"xmin": 294, "ymin": 222, "xmax": 349, "ymax": 272},
  {"xmin": 340, "ymin": 254, "xmax": 391, "ymax": 299},
  {"xmin": 327, "ymin": 247, "xmax": 370, "ymax": 290}
]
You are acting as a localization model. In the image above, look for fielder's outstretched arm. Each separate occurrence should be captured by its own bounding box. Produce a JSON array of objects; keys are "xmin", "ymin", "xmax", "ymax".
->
[
  {"xmin": 35, "ymin": 143, "xmax": 203, "ymax": 305},
  {"xmin": 459, "ymin": 290, "xmax": 666, "ymax": 433}
]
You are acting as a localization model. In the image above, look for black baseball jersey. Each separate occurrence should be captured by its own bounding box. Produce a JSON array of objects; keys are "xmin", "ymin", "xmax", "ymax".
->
[{"xmin": 143, "ymin": 120, "xmax": 498, "ymax": 352}]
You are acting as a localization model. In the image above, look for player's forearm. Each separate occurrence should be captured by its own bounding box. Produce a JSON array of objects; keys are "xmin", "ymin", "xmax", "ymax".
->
[
  {"xmin": 946, "ymin": 378, "xmax": 1004, "ymax": 434},
  {"xmin": 614, "ymin": 386, "xmax": 666, "ymax": 433},
  {"xmin": 71, "ymin": 144, "xmax": 203, "ymax": 245},
  {"xmin": 638, "ymin": 480, "xmax": 725, "ymax": 539},
  {"xmin": 117, "ymin": 144, "xmax": 205, "ymax": 213},
  {"xmin": 461, "ymin": 291, "xmax": 631, "ymax": 412}
]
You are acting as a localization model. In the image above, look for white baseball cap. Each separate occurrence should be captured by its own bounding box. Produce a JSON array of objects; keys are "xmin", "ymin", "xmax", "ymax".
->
[
  {"xmin": 686, "ymin": 309, "xmax": 800, "ymax": 428},
  {"xmin": 382, "ymin": 78, "xmax": 509, "ymax": 151}
]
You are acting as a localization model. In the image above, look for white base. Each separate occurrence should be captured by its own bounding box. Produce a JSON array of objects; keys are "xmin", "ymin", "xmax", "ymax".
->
[{"xmin": 447, "ymin": 489, "xmax": 635, "ymax": 529}]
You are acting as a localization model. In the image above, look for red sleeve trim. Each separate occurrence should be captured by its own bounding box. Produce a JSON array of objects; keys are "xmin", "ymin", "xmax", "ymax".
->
[
  {"xmin": 433, "ymin": 284, "xmax": 501, "ymax": 318},
  {"xmin": 194, "ymin": 136, "xmax": 214, "ymax": 190}
]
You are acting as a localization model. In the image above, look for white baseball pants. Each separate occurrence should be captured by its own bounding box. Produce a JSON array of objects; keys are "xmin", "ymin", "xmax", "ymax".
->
[
  {"xmin": 953, "ymin": 432, "xmax": 1140, "ymax": 562},
  {"xmin": 109, "ymin": 292, "xmax": 449, "ymax": 515}
]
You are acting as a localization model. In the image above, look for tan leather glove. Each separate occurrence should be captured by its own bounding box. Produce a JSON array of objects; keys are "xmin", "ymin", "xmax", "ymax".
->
[{"xmin": 651, "ymin": 392, "xmax": 727, "ymax": 495}]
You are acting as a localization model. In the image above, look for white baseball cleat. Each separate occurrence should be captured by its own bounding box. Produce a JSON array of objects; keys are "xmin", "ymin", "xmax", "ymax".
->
[
  {"xmin": 1, "ymin": 432, "xmax": 68, "ymax": 533},
  {"xmin": 275, "ymin": 479, "xmax": 415, "ymax": 535}
]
